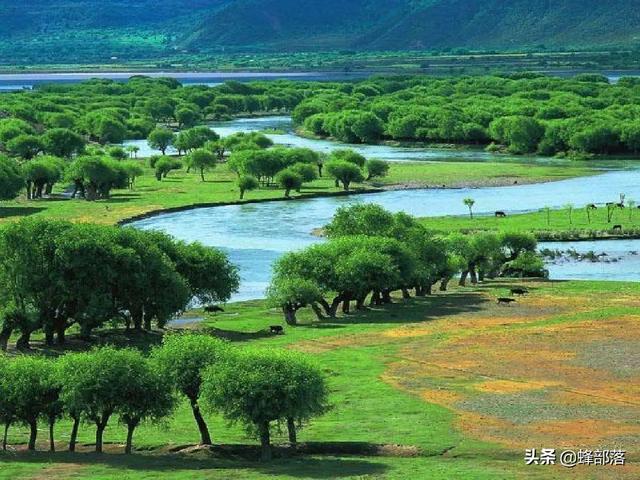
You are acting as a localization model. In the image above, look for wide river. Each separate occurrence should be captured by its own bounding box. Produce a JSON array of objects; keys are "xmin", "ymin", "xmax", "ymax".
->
[{"xmin": 130, "ymin": 117, "xmax": 640, "ymax": 301}]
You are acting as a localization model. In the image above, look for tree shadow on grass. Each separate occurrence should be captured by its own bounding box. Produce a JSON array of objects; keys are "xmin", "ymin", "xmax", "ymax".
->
[
  {"xmin": 0, "ymin": 206, "xmax": 46, "ymax": 219},
  {"xmin": 327, "ymin": 293, "xmax": 488, "ymax": 326},
  {"xmin": 0, "ymin": 450, "xmax": 388, "ymax": 479}
]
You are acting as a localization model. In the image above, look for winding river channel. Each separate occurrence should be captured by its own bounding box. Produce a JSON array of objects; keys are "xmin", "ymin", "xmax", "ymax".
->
[{"xmin": 129, "ymin": 117, "xmax": 640, "ymax": 301}]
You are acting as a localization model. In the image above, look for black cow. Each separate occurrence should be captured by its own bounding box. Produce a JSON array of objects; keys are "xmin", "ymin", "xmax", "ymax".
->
[
  {"xmin": 587, "ymin": 204, "xmax": 597, "ymax": 209},
  {"xmin": 510, "ymin": 288, "xmax": 528, "ymax": 296},
  {"xmin": 612, "ymin": 225, "xmax": 623, "ymax": 233},
  {"xmin": 495, "ymin": 211, "xmax": 507, "ymax": 218},
  {"xmin": 497, "ymin": 297, "xmax": 516, "ymax": 305},
  {"xmin": 270, "ymin": 325, "xmax": 284, "ymax": 335},
  {"xmin": 204, "ymin": 305, "xmax": 224, "ymax": 313}
]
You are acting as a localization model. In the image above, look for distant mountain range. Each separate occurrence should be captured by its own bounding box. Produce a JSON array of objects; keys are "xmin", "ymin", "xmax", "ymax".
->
[{"xmin": 1, "ymin": 0, "xmax": 638, "ymax": 63}]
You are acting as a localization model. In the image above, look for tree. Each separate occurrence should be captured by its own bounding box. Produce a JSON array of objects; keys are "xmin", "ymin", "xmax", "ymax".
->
[
  {"xmin": 365, "ymin": 159, "xmax": 389, "ymax": 180},
  {"xmin": 586, "ymin": 203, "xmax": 597, "ymax": 224},
  {"xmin": 107, "ymin": 146, "xmax": 128, "ymax": 161},
  {"xmin": 267, "ymin": 276, "xmax": 323, "ymax": 325},
  {"xmin": 325, "ymin": 160, "xmax": 364, "ymax": 191},
  {"xmin": 154, "ymin": 157, "xmax": 182, "ymax": 180},
  {"xmin": 238, "ymin": 175, "xmax": 259, "ymax": 199},
  {"xmin": 463, "ymin": 198, "xmax": 475, "ymax": 218},
  {"xmin": 187, "ymin": 148, "xmax": 217, "ymax": 181},
  {"xmin": 58, "ymin": 347, "xmax": 141, "ymax": 453},
  {"xmin": 0, "ymin": 359, "xmax": 16, "ymax": 450},
  {"xmin": 175, "ymin": 106, "xmax": 201, "ymax": 129},
  {"xmin": 125, "ymin": 145, "xmax": 140, "ymax": 158},
  {"xmin": 42, "ymin": 128, "xmax": 85, "ymax": 158},
  {"xmin": 2, "ymin": 356, "xmax": 57, "ymax": 451},
  {"xmin": 202, "ymin": 349, "xmax": 328, "ymax": 461},
  {"xmin": 23, "ymin": 156, "xmax": 65, "ymax": 199},
  {"xmin": 565, "ymin": 203, "xmax": 574, "ymax": 224},
  {"xmin": 117, "ymin": 352, "xmax": 176, "ymax": 454},
  {"xmin": 151, "ymin": 334, "xmax": 232, "ymax": 445},
  {"xmin": 276, "ymin": 169, "xmax": 303, "ymax": 197},
  {"xmin": 147, "ymin": 127, "xmax": 175, "ymax": 155},
  {"xmin": 0, "ymin": 156, "xmax": 24, "ymax": 200},
  {"xmin": 6, "ymin": 134, "xmax": 43, "ymax": 159}
]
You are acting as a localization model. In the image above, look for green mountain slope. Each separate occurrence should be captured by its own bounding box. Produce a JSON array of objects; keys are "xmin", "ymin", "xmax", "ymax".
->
[{"xmin": 0, "ymin": 0, "xmax": 638, "ymax": 64}]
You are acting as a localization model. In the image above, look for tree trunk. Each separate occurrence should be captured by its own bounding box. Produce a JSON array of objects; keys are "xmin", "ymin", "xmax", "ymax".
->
[
  {"xmin": 200, "ymin": 168, "xmax": 205, "ymax": 182},
  {"xmin": 283, "ymin": 306, "xmax": 298, "ymax": 326},
  {"xmin": 0, "ymin": 324, "xmax": 12, "ymax": 352},
  {"xmin": 259, "ymin": 421, "xmax": 271, "ymax": 461},
  {"xmin": 95, "ymin": 422, "xmax": 106, "ymax": 453},
  {"xmin": 310, "ymin": 303, "xmax": 325, "ymax": 321},
  {"xmin": 2, "ymin": 423, "xmax": 9, "ymax": 451},
  {"xmin": 16, "ymin": 330, "xmax": 32, "ymax": 351},
  {"xmin": 189, "ymin": 398, "xmax": 212, "ymax": 445},
  {"xmin": 49, "ymin": 419, "xmax": 55, "ymax": 452},
  {"xmin": 287, "ymin": 417, "xmax": 297, "ymax": 447},
  {"xmin": 369, "ymin": 290, "xmax": 382, "ymax": 306},
  {"xmin": 125, "ymin": 423, "xmax": 136, "ymax": 454},
  {"xmin": 401, "ymin": 288, "xmax": 411, "ymax": 299},
  {"xmin": 56, "ymin": 323, "xmax": 66, "ymax": 345},
  {"xmin": 341, "ymin": 298, "xmax": 350, "ymax": 314},
  {"xmin": 459, "ymin": 270, "xmax": 469, "ymax": 286},
  {"xmin": 69, "ymin": 416, "xmax": 80, "ymax": 452},
  {"xmin": 79, "ymin": 323, "xmax": 93, "ymax": 341},
  {"xmin": 240, "ymin": 189, "xmax": 245, "ymax": 200},
  {"xmin": 381, "ymin": 290, "xmax": 392, "ymax": 304},
  {"xmin": 440, "ymin": 277, "xmax": 450, "ymax": 291},
  {"xmin": 28, "ymin": 420, "xmax": 37, "ymax": 451},
  {"xmin": 470, "ymin": 266, "xmax": 478, "ymax": 285}
]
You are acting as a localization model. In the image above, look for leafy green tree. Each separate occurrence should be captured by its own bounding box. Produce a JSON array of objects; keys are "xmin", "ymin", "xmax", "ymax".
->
[
  {"xmin": 289, "ymin": 162, "xmax": 317, "ymax": 183},
  {"xmin": 58, "ymin": 347, "xmax": 144, "ymax": 453},
  {"xmin": 154, "ymin": 157, "xmax": 182, "ymax": 180},
  {"xmin": 0, "ymin": 156, "xmax": 24, "ymax": 200},
  {"xmin": 463, "ymin": 198, "xmax": 475, "ymax": 218},
  {"xmin": 238, "ymin": 175, "xmax": 259, "ymax": 199},
  {"xmin": 202, "ymin": 349, "xmax": 328, "ymax": 460},
  {"xmin": 175, "ymin": 106, "xmax": 201, "ymax": 129},
  {"xmin": 325, "ymin": 160, "xmax": 364, "ymax": 191},
  {"xmin": 365, "ymin": 159, "xmax": 389, "ymax": 180},
  {"xmin": 23, "ymin": 156, "xmax": 65, "ymax": 198},
  {"xmin": 151, "ymin": 334, "xmax": 232, "ymax": 445},
  {"xmin": 6, "ymin": 134, "xmax": 43, "ymax": 159},
  {"xmin": 276, "ymin": 169, "xmax": 303, "ymax": 197},
  {"xmin": 0, "ymin": 359, "xmax": 16, "ymax": 450},
  {"xmin": 122, "ymin": 161, "xmax": 144, "ymax": 188},
  {"xmin": 3, "ymin": 356, "xmax": 57, "ymax": 451},
  {"xmin": 117, "ymin": 351, "xmax": 176, "ymax": 454},
  {"xmin": 267, "ymin": 277, "xmax": 323, "ymax": 325},
  {"xmin": 147, "ymin": 127, "xmax": 175, "ymax": 155},
  {"xmin": 42, "ymin": 128, "xmax": 85, "ymax": 158},
  {"xmin": 187, "ymin": 148, "xmax": 217, "ymax": 181},
  {"xmin": 107, "ymin": 146, "xmax": 128, "ymax": 161}
]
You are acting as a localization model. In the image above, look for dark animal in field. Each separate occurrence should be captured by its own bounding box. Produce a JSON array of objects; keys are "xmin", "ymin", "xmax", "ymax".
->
[
  {"xmin": 270, "ymin": 325, "xmax": 284, "ymax": 335},
  {"xmin": 495, "ymin": 211, "xmax": 507, "ymax": 218},
  {"xmin": 510, "ymin": 288, "xmax": 528, "ymax": 296},
  {"xmin": 204, "ymin": 305, "xmax": 224, "ymax": 313},
  {"xmin": 612, "ymin": 225, "xmax": 623, "ymax": 233},
  {"xmin": 497, "ymin": 297, "xmax": 516, "ymax": 305},
  {"xmin": 617, "ymin": 203, "xmax": 625, "ymax": 209},
  {"xmin": 587, "ymin": 204, "xmax": 597, "ymax": 209}
]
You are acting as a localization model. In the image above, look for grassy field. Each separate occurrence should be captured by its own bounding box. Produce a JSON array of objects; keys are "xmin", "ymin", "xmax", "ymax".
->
[
  {"xmin": 0, "ymin": 160, "xmax": 594, "ymax": 226},
  {"xmin": 1, "ymin": 279, "xmax": 638, "ymax": 479},
  {"xmin": 419, "ymin": 205, "xmax": 640, "ymax": 240}
]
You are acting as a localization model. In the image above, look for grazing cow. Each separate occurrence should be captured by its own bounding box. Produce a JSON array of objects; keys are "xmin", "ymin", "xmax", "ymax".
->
[
  {"xmin": 510, "ymin": 288, "xmax": 528, "ymax": 296},
  {"xmin": 270, "ymin": 325, "xmax": 284, "ymax": 335},
  {"xmin": 587, "ymin": 204, "xmax": 597, "ymax": 209},
  {"xmin": 497, "ymin": 297, "xmax": 516, "ymax": 305},
  {"xmin": 617, "ymin": 203, "xmax": 626, "ymax": 209},
  {"xmin": 204, "ymin": 305, "xmax": 224, "ymax": 313},
  {"xmin": 495, "ymin": 211, "xmax": 507, "ymax": 218},
  {"xmin": 612, "ymin": 225, "xmax": 623, "ymax": 233}
]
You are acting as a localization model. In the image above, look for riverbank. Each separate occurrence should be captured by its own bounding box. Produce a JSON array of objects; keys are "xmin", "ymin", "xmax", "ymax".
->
[
  {"xmin": 419, "ymin": 205, "xmax": 640, "ymax": 241},
  {"xmin": 0, "ymin": 161, "xmax": 593, "ymax": 226}
]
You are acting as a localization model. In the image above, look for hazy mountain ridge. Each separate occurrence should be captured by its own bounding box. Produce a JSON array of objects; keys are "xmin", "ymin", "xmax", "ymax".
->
[{"xmin": 0, "ymin": 0, "xmax": 638, "ymax": 63}]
